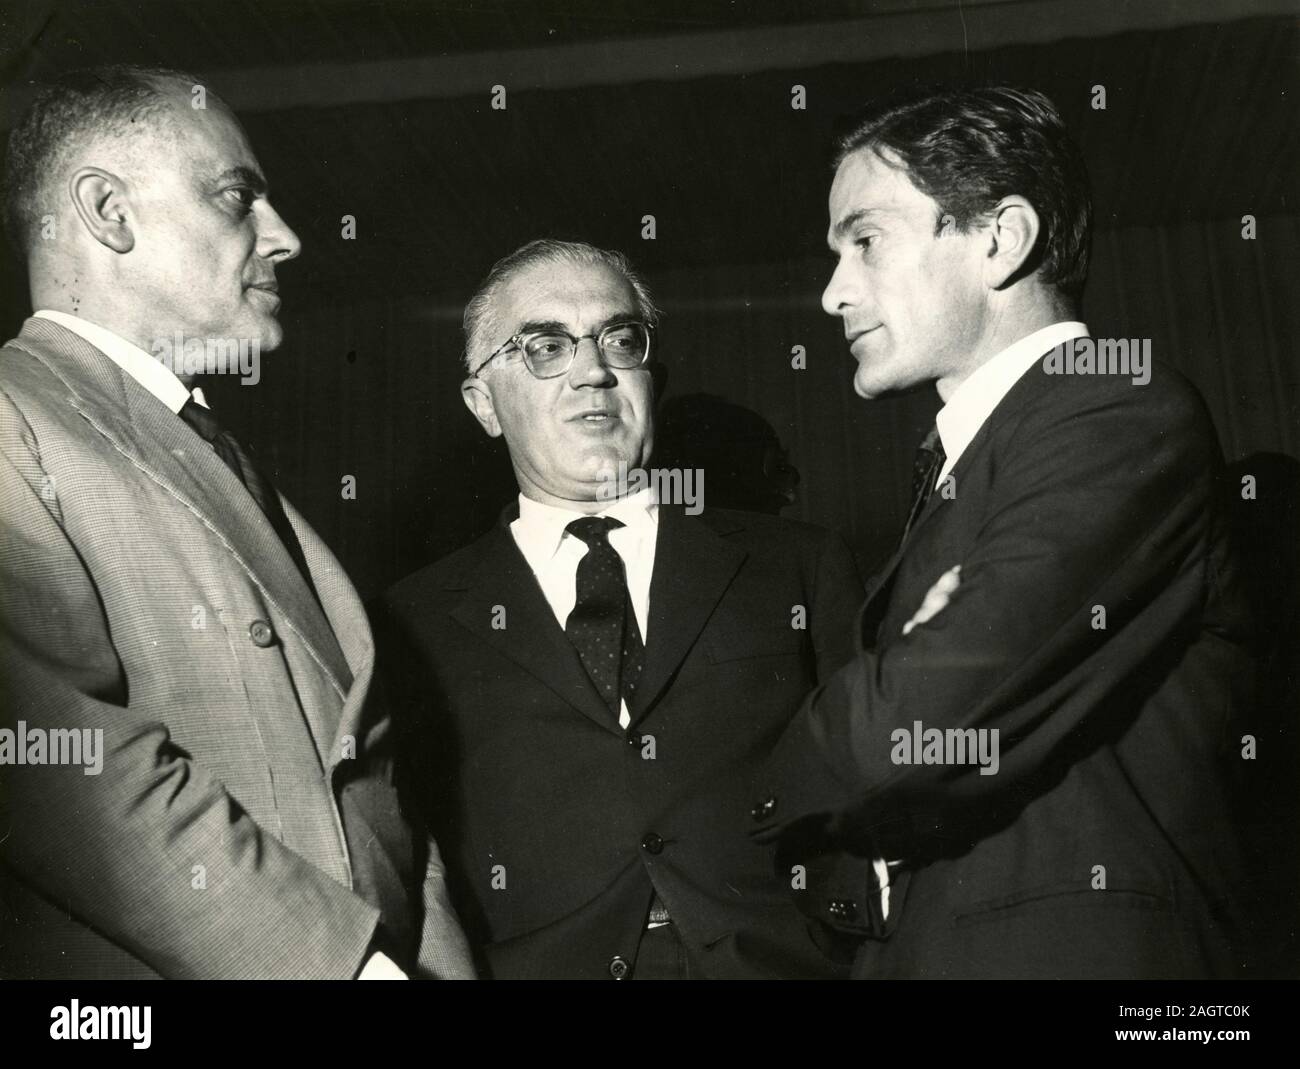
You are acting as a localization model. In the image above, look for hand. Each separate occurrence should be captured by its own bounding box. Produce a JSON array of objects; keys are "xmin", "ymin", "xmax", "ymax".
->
[{"xmin": 902, "ymin": 565, "xmax": 961, "ymax": 636}]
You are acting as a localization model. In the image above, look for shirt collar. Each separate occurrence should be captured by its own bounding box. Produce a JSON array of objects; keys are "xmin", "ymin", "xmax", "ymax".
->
[
  {"xmin": 33, "ymin": 309, "xmax": 204, "ymax": 413},
  {"xmin": 514, "ymin": 487, "xmax": 658, "ymax": 563},
  {"xmin": 935, "ymin": 320, "xmax": 1088, "ymax": 478}
]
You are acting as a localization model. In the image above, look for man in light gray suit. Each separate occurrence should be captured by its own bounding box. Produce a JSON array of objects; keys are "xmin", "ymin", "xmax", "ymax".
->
[{"xmin": 0, "ymin": 65, "xmax": 472, "ymax": 979}]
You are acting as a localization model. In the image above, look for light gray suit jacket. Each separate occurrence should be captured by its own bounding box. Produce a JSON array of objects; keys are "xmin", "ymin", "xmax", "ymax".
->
[{"xmin": 0, "ymin": 316, "xmax": 472, "ymax": 979}]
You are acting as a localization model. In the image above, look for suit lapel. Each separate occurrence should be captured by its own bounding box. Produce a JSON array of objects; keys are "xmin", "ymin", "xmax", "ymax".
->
[
  {"xmin": 857, "ymin": 489, "xmax": 947, "ymax": 646},
  {"xmin": 448, "ymin": 523, "xmax": 620, "ymax": 734},
  {"xmin": 12, "ymin": 319, "xmax": 354, "ymax": 708},
  {"xmin": 279, "ymin": 496, "xmax": 380, "ymax": 773},
  {"xmin": 629, "ymin": 506, "xmax": 746, "ymax": 725},
  {"xmin": 859, "ymin": 355, "xmax": 1057, "ymax": 647}
]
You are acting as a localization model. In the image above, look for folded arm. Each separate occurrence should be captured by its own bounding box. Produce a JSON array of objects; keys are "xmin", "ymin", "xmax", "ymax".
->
[{"xmin": 755, "ymin": 383, "xmax": 1223, "ymax": 856}]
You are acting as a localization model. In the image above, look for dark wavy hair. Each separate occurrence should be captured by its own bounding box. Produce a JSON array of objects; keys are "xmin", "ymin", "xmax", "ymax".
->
[{"xmin": 834, "ymin": 85, "xmax": 1093, "ymax": 300}]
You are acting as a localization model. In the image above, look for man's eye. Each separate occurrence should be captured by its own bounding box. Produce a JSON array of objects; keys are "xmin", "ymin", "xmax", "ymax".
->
[
  {"xmin": 529, "ymin": 338, "xmax": 566, "ymax": 358},
  {"xmin": 226, "ymin": 187, "xmax": 255, "ymax": 211},
  {"xmin": 856, "ymin": 235, "xmax": 875, "ymax": 251}
]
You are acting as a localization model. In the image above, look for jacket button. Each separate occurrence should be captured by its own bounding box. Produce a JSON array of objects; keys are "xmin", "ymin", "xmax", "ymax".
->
[
  {"xmin": 608, "ymin": 955, "xmax": 630, "ymax": 980},
  {"xmin": 641, "ymin": 832, "xmax": 664, "ymax": 855},
  {"xmin": 826, "ymin": 899, "xmax": 859, "ymax": 921},
  {"xmin": 248, "ymin": 619, "xmax": 275, "ymax": 647},
  {"xmin": 751, "ymin": 796, "xmax": 777, "ymax": 821}
]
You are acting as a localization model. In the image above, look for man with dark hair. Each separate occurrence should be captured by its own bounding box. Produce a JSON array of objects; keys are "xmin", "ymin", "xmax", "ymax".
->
[
  {"xmin": 0, "ymin": 65, "xmax": 471, "ymax": 978},
  {"xmin": 378, "ymin": 239, "xmax": 864, "ymax": 978},
  {"xmin": 752, "ymin": 86, "xmax": 1253, "ymax": 978}
]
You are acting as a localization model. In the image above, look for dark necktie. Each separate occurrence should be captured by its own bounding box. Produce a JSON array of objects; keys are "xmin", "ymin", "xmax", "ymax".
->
[
  {"xmin": 900, "ymin": 424, "xmax": 946, "ymax": 546},
  {"xmin": 564, "ymin": 516, "xmax": 646, "ymax": 721},
  {"xmin": 179, "ymin": 398, "xmax": 317, "ymax": 596}
]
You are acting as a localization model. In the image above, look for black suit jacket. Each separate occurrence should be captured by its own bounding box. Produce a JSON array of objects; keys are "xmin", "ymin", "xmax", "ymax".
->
[
  {"xmin": 753, "ymin": 356, "xmax": 1255, "ymax": 979},
  {"xmin": 378, "ymin": 504, "xmax": 864, "ymax": 978}
]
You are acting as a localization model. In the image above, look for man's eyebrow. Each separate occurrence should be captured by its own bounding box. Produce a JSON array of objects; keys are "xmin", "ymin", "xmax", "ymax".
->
[
  {"xmin": 595, "ymin": 312, "xmax": 641, "ymax": 332},
  {"xmin": 828, "ymin": 207, "xmax": 890, "ymax": 246},
  {"xmin": 214, "ymin": 166, "xmax": 267, "ymax": 194},
  {"xmin": 514, "ymin": 314, "xmax": 638, "ymax": 335},
  {"xmin": 516, "ymin": 319, "xmax": 568, "ymax": 334}
]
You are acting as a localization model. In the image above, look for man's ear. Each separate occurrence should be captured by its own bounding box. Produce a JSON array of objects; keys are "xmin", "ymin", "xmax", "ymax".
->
[
  {"xmin": 68, "ymin": 167, "xmax": 134, "ymax": 254},
  {"xmin": 461, "ymin": 377, "xmax": 503, "ymax": 437},
  {"xmin": 982, "ymin": 196, "xmax": 1040, "ymax": 290}
]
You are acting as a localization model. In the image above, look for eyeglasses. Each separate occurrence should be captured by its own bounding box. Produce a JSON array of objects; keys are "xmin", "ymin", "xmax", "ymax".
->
[{"xmin": 470, "ymin": 320, "xmax": 653, "ymax": 380}]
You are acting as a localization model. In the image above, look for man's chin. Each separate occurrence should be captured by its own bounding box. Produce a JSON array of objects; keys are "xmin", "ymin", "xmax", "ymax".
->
[
  {"xmin": 853, "ymin": 361, "xmax": 927, "ymax": 400},
  {"xmin": 853, "ymin": 367, "xmax": 889, "ymax": 399},
  {"xmin": 574, "ymin": 439, "xmax": 643, "ymax": 470},
  {"xmin": 255, "ymin": 320, "xmax": 284, "ymax": 352}
]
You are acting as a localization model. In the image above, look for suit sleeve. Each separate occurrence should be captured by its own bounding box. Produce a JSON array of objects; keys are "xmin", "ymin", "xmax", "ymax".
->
[
  {"xmin": 754, "ymin": 380, "xmax": 1226, "ymax": 856},
  {"xmin": 368, "ymin": 595, "xmax": 478, "ymax": 979},
  {"xmin": 0, "ymin": 392, "xmax": 380, "ymax": 979}
]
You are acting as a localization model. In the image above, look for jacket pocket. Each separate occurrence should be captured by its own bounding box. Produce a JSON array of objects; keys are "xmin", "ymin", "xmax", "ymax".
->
[{"xmin": 953, "ymin": 881, "xmax": 1174, "ymax": 928}]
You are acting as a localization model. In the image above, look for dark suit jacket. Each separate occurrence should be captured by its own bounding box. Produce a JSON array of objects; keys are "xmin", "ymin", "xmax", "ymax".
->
[
  {"xmin": 0, "ymin": 317, "xmax": 472, "ymax": 979},
  {"xmin": 753, "ymin": 355, "xmax": 1255, "ymax": 979},
  {"xmin": 378, "ymin": 503, "xmax": 864, "ymax": 978}
]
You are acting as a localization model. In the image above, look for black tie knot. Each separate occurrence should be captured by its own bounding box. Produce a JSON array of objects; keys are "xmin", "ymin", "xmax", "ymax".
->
[
  {"xmin": 177, "ymin": 396, "xmax": 318, "ymax": 600},
  {"xmin": 899, "ymin": 423, "xmax": 947, "ymax": 548},
  {"xmin": 910, "ymin": 424, "xmax": 946, "ymax": 503},
  {"xmin": 566, "ymin": 515, "xmax": 624, "ymax": 547},
  {"xmin": 179, "ymin": 397, "xmax": 223, "ymax": 443}
]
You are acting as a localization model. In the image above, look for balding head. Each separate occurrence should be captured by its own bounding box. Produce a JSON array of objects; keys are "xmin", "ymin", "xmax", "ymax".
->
[
  {"xmin": 5, "ymin": 66, "xmax": 208, "ymax": 258},
  {"xmin": 5, "ymin": 64, "xmax": 300, "ymax": 363}
]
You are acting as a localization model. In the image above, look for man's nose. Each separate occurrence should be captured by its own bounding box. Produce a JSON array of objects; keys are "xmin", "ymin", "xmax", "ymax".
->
[
  {"xmin": 256, "ymin": 201, "xmax": 302, "ymax": 264},
  {"xmin": 821, "ymin": 256, "xmax": 855, "ymax": 317},
  {"xmin": 567, "ymin": 336, "xmax": 616, "ymax": 386}
]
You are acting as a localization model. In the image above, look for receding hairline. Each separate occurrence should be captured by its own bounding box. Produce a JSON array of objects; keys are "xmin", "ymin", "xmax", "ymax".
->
[
  {"xmin": 469, "ymin": 259, "xmax": 640, "ymax": 364},
  {"xmin": 58, "ymin": 80, "xmax": 234, "ymax": 175},
  {"xmin": 4, "ymin": 65, "xmax": 237, "ymax": 257},
  {"xmin": 463, "ymin": 241, "xmax": 658, "ymax": 370},
  {"xmin": 496, "ymin": 255, "xmax": 641, "ymax": 304}
]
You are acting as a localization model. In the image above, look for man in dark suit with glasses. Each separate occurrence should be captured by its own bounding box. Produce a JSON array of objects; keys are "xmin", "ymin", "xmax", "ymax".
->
[{"xmin": 377, "ymin": 239, "xmax": 864, "ymax": 979}]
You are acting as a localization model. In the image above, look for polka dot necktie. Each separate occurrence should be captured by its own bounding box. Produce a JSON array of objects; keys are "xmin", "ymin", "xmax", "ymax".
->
[{"xmin": 564, "ymin": 516, "xmax": 646, "ymax": 722}]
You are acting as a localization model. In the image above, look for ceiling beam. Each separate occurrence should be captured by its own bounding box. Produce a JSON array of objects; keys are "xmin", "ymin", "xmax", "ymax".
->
[{"xmin": 2, "ymin": 0, "xmax": 1291, "ymax": 126}]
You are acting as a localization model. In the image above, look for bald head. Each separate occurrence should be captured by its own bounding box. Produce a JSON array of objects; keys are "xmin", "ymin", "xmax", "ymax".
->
[
  {"xmin": 4, "ymin": 65, "xmax": 212, "ymax": 259},
  {"xmin": 5, "ymin": 64, "xmax": 301, "ymax": 364}
]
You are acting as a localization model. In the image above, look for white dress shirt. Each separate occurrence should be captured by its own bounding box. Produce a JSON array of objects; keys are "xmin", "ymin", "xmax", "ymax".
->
[
  {"xmin": 510, "ymin": 487, "xmax": 659, "ymax": 730},
  {"xmin": 33, "ymin": 309, "xmax": 208, "ymax": 411},
  {"xmin": 935, "ymin": 321, "xmax": 1089, "ymax": 483}
]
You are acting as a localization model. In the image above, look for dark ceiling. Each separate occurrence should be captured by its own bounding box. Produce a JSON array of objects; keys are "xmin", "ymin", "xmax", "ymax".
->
[{"xmin": 3, "ymin": 0, "xmax": 924, "ymax": 69}]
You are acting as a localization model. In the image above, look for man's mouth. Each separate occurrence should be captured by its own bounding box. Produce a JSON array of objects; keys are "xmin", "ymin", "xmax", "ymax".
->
[
  {"xmin": 568, "ymin": 409, "xmax": 620, "ymax": 425},
  {"xmin": 245, "ymin": 281, "xmax": 281, "ymax": 312},
  {"xmin": 847, "ymin": 325, "xmax": 882, "ymax": 354}
]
